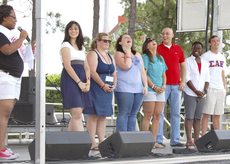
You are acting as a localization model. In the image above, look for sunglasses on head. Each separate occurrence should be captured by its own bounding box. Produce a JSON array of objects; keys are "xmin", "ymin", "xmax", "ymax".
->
[{"xmin": 99, "ymin": 39, "xmax": 111, "ymax": 44}]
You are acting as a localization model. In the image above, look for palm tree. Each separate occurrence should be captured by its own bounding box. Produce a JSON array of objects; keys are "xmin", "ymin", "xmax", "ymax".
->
[
  {"xmin": 128, "ymin": 0, "xmax": 136, "ymax": 40},
  {"xmin": 92, "ymin": 0, "xmax": 100, "ymax": 39}
]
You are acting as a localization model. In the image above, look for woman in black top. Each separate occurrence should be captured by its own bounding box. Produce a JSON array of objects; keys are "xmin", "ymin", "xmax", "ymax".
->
[{"xmin": 0, "ymin": 5, "xmax": 35, "ymax": 160}]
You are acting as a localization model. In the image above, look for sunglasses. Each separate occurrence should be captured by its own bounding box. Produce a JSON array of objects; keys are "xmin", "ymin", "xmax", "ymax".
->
[
  {"xmin": 99, "ymin": 39, "xmax": 111, "ymax": 44},
  {"xmin": 8, "ymin": 15, "xmax": 16, "ymax": 19},
  {"xmin": 147, "ymin": 38, "xmax": 153, "ymax": 44}
]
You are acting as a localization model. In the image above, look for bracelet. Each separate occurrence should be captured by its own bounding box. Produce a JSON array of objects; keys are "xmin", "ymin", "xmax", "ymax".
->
[
  {"xmin": 144, "ymin": 85, "xmax": 148, "ymax": 88},
  {"xmin": 152, "ymin": 85, "xmax": 156, "ymax": 90},
  {"xmin": 126, "ymin": 56, "xmax": 131, "ymax": 58},
  {"xmin": 77, "ymin": 80, "xmax": 81, "ymax": 84},
  {"xmin": 162, "ymin": 85, "xmax": 166, "ymax": 88},
  {"xmin": 101, "ymin": 83, "xmax": 105, "ymax": 88},
  {"xmin": 113, "ymin": 84, "xmax": 117, "ymax": 90},
  {"xmin": 204, "ymin": 89, "xmax": 208, "ymax": 93},
  {"xmin": 193, "ymin": 89, "xmax": 197, "ymax": 92},
  {"xmin": 87, "ymin": 77, "xmax": 90, "ymax": 81}
]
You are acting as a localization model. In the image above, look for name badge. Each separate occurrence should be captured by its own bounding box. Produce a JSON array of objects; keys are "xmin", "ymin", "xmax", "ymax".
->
[{"xmin": 105, "ymin": 76, "xmax": 113, "ymax": 82}]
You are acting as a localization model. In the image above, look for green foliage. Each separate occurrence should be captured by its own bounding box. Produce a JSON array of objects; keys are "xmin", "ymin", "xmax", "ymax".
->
[
  {"xmin": 107, "ymin": 34, "xmax": 117, "ymax": 55},
  {"xmin": 46, "ymin": 73, "xmax": 63, "ymax": 111},
  {"xmin": 119, "ymin": 0, "xmax": 230, "ymax": 61},
  {"xmin": 84, "ymin": 36, "xmax": 91, "ymax": 53},
  {"xmin": 46, "ymin": 12, "xmax": 65, "ymax": 34},
  {"xmin": 119, "ymin": 0, "xmax": 230, "ymax": 138}
]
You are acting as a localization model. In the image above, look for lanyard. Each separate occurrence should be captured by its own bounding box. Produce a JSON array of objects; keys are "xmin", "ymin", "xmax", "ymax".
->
[{"xmin": 97, "ymin": 49, "xmax": 112, "ymax": 75}]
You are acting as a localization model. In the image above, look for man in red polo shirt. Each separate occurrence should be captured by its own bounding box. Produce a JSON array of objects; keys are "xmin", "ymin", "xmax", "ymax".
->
[{"xmin": 155, "ymin": 27, "xmax": 186, "ymax": 148}]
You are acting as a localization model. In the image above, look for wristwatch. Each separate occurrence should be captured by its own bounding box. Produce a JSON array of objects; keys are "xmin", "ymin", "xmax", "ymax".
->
[{"xmin": 204, "ymin": 89, "xmax": 208, "ymax": 93}]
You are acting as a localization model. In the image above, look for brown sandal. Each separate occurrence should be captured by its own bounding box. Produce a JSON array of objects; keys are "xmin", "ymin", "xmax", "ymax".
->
[
  {"xmin": 90, "ymin": 146, "xmax": 99, "ymax": 151},
  {"xmin": 155, "ymin": 143, "xmax": 165, "ymax": 149}
]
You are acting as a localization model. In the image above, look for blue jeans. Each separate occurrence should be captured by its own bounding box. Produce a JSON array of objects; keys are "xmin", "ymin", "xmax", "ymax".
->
[
  {"xmin": 115, "ymin": 92, "xmax": 144, "ymax": 131},
  {"xmin": 156, "ymin": 85, "xmax": 182, "ymax": 145}
]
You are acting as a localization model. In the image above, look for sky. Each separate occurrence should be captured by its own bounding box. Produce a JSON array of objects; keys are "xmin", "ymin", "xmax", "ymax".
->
[{"xmin": 8, "ymin": 0, "xmax": 127, "ymax": 76}]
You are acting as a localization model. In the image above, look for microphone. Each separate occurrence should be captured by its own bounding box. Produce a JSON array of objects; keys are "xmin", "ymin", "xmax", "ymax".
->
[{"xmin": 17, "ymin": 26, "xmax": 31, "ymax": 42}]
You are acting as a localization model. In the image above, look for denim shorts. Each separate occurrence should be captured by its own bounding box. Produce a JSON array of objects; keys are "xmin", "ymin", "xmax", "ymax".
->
[{"xmin": 143, "ymin": 91, "xmax": 165, "ymax": 102}]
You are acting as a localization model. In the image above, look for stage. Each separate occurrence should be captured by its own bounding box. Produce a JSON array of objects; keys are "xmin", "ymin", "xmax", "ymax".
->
[{"xmin": 2, "ymin": 138, "xmax": 230, "ymax": 164}]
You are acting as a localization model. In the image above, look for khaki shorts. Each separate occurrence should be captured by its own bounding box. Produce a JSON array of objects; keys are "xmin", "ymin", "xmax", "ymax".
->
[
  {"xmin": 0, "ymin": 72, "xmax": 21, "ymax": 100},
  {"xmin": 203, "ymin": 88, "xmax": 226, "ymax": 115}
]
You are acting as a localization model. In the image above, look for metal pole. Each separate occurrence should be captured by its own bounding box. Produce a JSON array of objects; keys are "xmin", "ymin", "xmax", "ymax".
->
[
  {"xmin": 103, "ymin": 0, "xmax": 109, "ymax": 33},
  {"xmin": 212, "ymin": 0, "xmax": 222, "ymax": 53},
  {"xmin": 212, "ymin": 0, "xmax": 218, "ymax": 36},
  {"xmin": 212, "ymin": 0, "xmax": 223, "ymax": 129},
  {"xmin": 35, "ymin": 0, "xmax": 46, "ymax": 163}
]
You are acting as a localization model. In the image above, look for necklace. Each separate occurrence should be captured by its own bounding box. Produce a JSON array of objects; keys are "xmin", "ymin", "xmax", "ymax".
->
[{"xmin": 96, "ymin": 49, "xmax": 111, "ymax": 64}]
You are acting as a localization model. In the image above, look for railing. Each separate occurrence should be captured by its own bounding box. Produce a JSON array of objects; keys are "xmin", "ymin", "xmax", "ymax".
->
[{"xmin": 7, "ymin": 84, "xmax": 230, "ymax": 144}]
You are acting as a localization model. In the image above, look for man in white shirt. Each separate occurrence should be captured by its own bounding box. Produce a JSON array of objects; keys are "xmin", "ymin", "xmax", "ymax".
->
[{"xmin": 201, "ymin": 35, "xmax": 226, "ymax": 135}]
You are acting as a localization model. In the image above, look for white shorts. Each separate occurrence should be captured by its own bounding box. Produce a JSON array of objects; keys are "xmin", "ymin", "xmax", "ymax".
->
[
  {"xmin": 203, "ymin": 88, "xmax": 226, "ymax": 115},
  {"xmin": 0, "ymin": 72, "xmax": 21, "ymax": 100},
  {"xmin": 143, "ymin": 91, "xmax": 165, "ymax": 102}
]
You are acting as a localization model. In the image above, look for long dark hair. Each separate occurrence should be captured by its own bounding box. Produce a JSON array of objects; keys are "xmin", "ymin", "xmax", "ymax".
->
[
  {"xmin": 115, "ymin": 33, "xmax": 136, "ymax": 55},
  {"xmin": 0, "ymin": 5, "xmax": 13, "ymax": 24},
  {"xmin": 63, "ymin": 21, "xmax": 84, "ymax": 50},
  {"xmin": 142, "ymin": 38, "xmax": 162, "ymax": 63}
]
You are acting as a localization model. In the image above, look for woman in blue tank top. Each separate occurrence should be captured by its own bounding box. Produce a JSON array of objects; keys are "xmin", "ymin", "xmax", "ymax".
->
[
  {"xmin": 114, "ymin": 33, "xmax": 148, "ymax": 131},
  {"xmin": 84, "ymin": 33, "xmax": 117, "ymax": 150}
]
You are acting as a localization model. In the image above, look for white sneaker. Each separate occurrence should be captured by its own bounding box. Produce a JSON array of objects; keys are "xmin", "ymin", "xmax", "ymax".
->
[
  {"xmin": 0, "ymin": 148, "xmax": 17, "ymax": 160},
  {"xmin": 6, "ymin": 148, "xmax": 20, "ymax": 157}
]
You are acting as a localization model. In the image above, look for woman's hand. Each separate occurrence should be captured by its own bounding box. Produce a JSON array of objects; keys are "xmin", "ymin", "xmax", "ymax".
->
[
  {"xmin": 78, "ymin": 82, "xmax": 88, "ymax": 92},
  {"xmin": 31, "ymin": 39, "xmax": 36, "ymax": 50},
  {"xmin": 143, "ymin": 87, "xmax": 148, "ymax": 97},
  {"xmin": 195, "ymin": 90, "xmax": 205, "ymax": 98},
  {"xmin": 19, "ymin": 29, "xmax": 29, "ymax": 41},
  {"xmin": 102, "ymin": 84, "xmax": 112, "ymax": 93},
  {"xmin": 157, "ymin": 86, "xmax": 165, "ymax": 93},
  {"xmin": 108, "ymin": 85, "xmax": 116, "ymax": 92},
  {"xmin": 155, "ymin": 87, "xmax": 163, "ymax": 93},
  {"xmin": 85, "ymin": 83, "xmax": 90, "ymax": 92}
]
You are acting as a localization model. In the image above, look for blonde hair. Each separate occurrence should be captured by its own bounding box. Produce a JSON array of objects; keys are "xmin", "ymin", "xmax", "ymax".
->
[{"xmin": 90, "ymin": 33, "xmax": 108, "ymax": 50}]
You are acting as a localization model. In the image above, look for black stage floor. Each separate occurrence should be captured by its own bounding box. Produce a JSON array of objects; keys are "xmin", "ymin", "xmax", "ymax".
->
[{"xmin": 1, "ymin": 139, "xmax": 230, "ymax": 164}]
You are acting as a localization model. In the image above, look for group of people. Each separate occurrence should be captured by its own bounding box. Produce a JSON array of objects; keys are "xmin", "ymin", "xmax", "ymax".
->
[
  {"xmin": 152, "ymin": 29, "xmax": 226, "ymax": 148},
  {"xmin": 60, "ymin": 20, "xmax": 226, "ymax": 152},
  {"xmin": 0, "ymin": 4, "xmax": 227, "ymax": 160},
  {"xmin": 141, "ymin": 28, "xmax": 226, "ymax": 149},
  {"xmin": 60, "ymin": 21, "xmax": 148, "ymax": 151}
]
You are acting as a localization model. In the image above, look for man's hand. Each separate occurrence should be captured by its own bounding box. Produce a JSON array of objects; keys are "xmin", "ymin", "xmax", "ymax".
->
[{"xmin": 179, "ymin": 81, "xmax": 185, "ymax": 91}]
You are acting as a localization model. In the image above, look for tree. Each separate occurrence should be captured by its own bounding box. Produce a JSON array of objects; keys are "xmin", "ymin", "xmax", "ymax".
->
[
  {"xmin": 128, "ymin": 0, "xmax": 136, "ymax": 40},
  {"xmin": 92, "ymin": 0, "xmax": 100, "ymax": 39},
  {"xmin": 120, "ymin": 0, "xmax": 230, "ymax": 59},
  {"xmin": 46, "ymin": 73, "xmax": 63, "ymax": 111},
  {"xmin": 26, "ymin": 0, "xmax": 65, "ymax": 76},
  {"xmin": 119, "ymin": 0, "xmax": 230, "ymax": 137}
]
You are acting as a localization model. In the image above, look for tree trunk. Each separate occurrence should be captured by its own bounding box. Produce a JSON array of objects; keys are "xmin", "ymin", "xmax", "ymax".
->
[
  {"xmin": 128, "ymin": 0, "xmax": 136, "ymax": 40},
  {"xmin": 29, "ymin": 0, "xmax": 36, "ymax": 77},
  {"xmin": 92, "ymin": 0, "xmax": 100, "ymax": 39}
]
